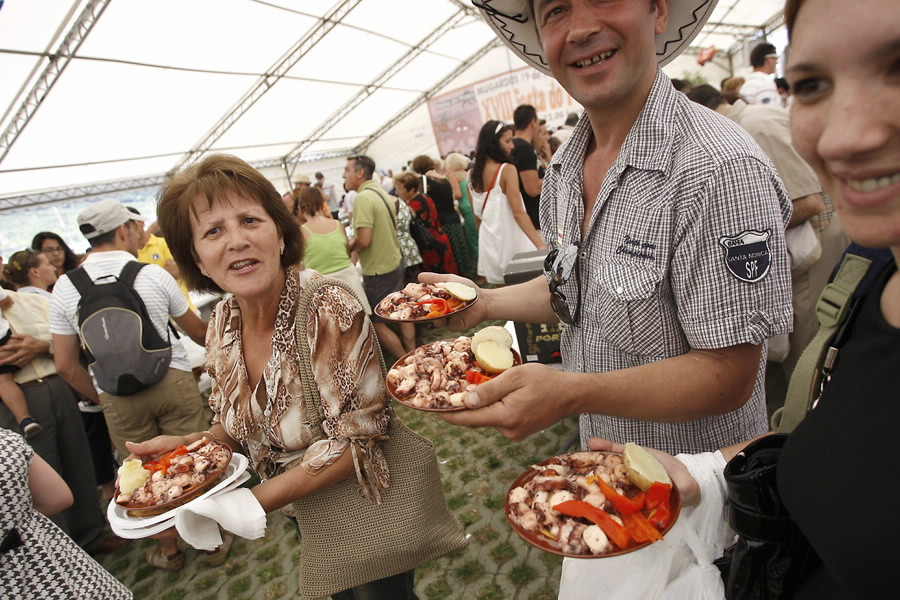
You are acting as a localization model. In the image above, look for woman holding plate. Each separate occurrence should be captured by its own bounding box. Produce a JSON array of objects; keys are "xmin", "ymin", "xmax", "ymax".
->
[{"xmin": 131, "ymin": 154, "xmax": 465, "ymax": 599}]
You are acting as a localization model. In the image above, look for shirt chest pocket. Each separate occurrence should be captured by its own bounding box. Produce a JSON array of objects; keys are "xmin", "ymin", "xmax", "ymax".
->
[{"xmin": 592, "ymin": 263, "xmax": 667, "ymax": 357}]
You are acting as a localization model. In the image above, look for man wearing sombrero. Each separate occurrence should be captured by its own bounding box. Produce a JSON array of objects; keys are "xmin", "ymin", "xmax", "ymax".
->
[{"xmin": 435, "ymin": 1, "xmax": 792, "ymax": 459}]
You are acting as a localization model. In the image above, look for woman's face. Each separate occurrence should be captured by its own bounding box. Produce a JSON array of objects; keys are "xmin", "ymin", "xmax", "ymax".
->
[
  {"xmin": 40, "ymin": 238, "xmax": 66, "ymax": 269},
  {"xmin": 788, "ymin": 0, "xmax": 900, "ymax": 249},
  {"xmin": 396, "ymin": 183, "xmax": 416, "ymax": 203},
  {"xmin": 499, "ymin": 129, "xmax": 514, "ymax": 156},
  {"xmin": 190, "ymin": 190, "xmax": 284, "ymax": 302},
  {"xmin": 31, "ymin": 253, "xmax": 58, "ymax": 289}
]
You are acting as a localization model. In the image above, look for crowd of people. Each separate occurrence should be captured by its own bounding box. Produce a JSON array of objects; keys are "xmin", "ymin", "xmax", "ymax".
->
[{"xmin": 2, "ymin": 0, "xmax": 896, "ymax": 597}]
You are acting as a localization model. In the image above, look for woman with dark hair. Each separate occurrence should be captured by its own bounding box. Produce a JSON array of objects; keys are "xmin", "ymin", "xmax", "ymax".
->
[
  {"xmin": 411, "ymin": 155, "xmax": 474, "ymax": 277},
  {"xmin": 468, "ymin": 120, "xmax": 546, "ymax": 285},
  {"xmin": 297, "ymin": 186, "xmax": 372, "ymax": 315},
  {"xmin": 590, "ymin": 0, "xmax": 900, "ymax": 597},
  {"xmin": 144, "ymin": 154, "xmax": 463, "ymax": 598},
  {"xmin": 393, "ymin": 170, "xmax": 457, "ymax": 275},
  {"xmin": 30, "ymin": 232, "xmax": 80, "ymax": 278}
]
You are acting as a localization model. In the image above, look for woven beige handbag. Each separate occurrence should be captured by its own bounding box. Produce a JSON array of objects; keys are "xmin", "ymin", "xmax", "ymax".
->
[{"xmin": 291, "ymin": 275, "xmax": 468, "ymax": 599}]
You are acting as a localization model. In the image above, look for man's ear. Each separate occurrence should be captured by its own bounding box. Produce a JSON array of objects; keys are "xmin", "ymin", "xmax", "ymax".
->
[{"xmin": 654, "ymin": 0, "xmax": 670, "ymax": 35}]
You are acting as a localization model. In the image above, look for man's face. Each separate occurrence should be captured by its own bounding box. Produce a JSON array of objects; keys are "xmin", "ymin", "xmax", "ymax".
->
[
  {"xmin": 763, "ymin": 54, "xmax": 778, "ymax": 75},
  {"xmin": 125, "ymin": 221, "xmax": 145, "ymax": 256},
  {"xmin": 533, "ymin": 0, "xmax": 668, "ymax": 114},
  {"xmin": 343, "ymin": 160, "xmax": 364, "ymax": 192}
]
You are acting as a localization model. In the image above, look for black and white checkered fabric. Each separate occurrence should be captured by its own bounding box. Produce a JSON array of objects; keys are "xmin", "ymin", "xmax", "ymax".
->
[
  {"xmin": 540, "ymin": 70, "xmax": 794, "ymax": 455},
  {"xmin": 0, "ymin": 428, "xmax": 132, "ymax": 599}
]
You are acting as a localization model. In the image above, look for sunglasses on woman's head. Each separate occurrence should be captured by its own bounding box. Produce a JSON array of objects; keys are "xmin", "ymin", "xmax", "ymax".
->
[{"xmin": 544, "ymin": 242, "xmax": 581, "ymax": 326}]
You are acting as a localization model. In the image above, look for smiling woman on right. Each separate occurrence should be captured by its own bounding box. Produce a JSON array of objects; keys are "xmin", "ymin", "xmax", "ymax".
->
[{"xmin": 588, "ymin": 0, "xmax": 899, "ymax": 597}]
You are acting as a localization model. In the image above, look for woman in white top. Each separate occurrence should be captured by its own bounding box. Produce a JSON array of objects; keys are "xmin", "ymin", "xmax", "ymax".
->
[
  {"xmin": 469, "ymin": 120, "xmax": 546, "ymax": 285},
  {"xmin": 4, "ymin": 249, "xmax": 58, "ymax": 299}
]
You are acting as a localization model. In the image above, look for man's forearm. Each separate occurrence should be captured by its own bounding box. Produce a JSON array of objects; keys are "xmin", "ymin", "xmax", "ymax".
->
[
  {"xmin": 56, "ymin": 363, "xmax": 100, "ymax": 403},
  {"xmin": 481, "ymin": 275, "xmax": 558, "ymax": 324},
  {"xmin": 566, "ymin": 343, "xmax": 761, "ymax": 422},
  {"xmin": 787, "ymin": 193, "xmax": 825, "ymax": 228}
]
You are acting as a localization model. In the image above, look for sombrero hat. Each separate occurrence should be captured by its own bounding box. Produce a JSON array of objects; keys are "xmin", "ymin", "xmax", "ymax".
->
[{"xmin": 472, "ymin": 0, "xmax": 718, "ymax": 76}]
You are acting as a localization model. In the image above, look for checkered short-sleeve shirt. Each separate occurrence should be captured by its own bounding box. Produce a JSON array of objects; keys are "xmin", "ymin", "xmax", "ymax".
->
[{"xmin": 540, "ymin": 71, "xmax": 794, "ymax": 455}]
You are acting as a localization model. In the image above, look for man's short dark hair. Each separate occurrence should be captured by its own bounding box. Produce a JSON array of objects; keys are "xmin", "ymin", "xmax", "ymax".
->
[
  {"xmin": 87, "ymin": 220, "xmax": 136, "ymax": 248},
  {"xmin": 513, "ymin": 105, "xmax": 538, "ymax": 131},
  {"xmin": 686, "ymin": 84, "xmax": 726, "ymax": 111},
  {"xmin": 750, "ymin": 43, "xmax": 776, "ymax": 68},
  {"xmin": 349, "ymin": 155, "xmax": 375, "ymax": 180},
  {"xmin": 314, "ymin": 172, "xmax": 324, "ymax": 179}
]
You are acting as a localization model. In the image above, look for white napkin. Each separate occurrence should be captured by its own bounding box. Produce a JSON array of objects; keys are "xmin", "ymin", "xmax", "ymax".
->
[{"xmin": 174, "ymin": 488, "xmax": 267, "ymax": 551}]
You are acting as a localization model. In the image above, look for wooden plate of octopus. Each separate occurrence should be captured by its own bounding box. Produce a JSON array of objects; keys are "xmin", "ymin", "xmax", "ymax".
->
[
  {"xmin": 386, "ymin": 336, "xmax": 521, "ymax": 411},
  {"xmin": 115, "ymin": 437, "xmax": 233, "ymax": 518},
  {"xmin": 506, "ymin": 451, "xmax": 681, "ymax": 558}
]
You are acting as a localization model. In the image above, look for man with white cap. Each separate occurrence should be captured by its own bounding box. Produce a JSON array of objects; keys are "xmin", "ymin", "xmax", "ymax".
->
[
  {"xmin": 432, "ymin": 0, "xmax": 793, "ymax": 457},
  {"xmin": 49, "ymin": 197, "xmax": 230, "ymax": 570}
]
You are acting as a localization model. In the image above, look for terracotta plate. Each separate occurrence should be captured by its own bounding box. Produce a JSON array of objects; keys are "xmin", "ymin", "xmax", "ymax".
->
[
  {"xmin": 387, "ymin": 338, "xmax": 521, "ymax": 412},
  {"xmin": 116, "ymin": 443, "xmax": 233, "ymax": 518},
  {"xmin": 374, "ymin": 288, "xmax": 478, "ymax": 323},
  {"xmin": 505, "ymin": 452, "xmax": 681, "ymax": 558}
]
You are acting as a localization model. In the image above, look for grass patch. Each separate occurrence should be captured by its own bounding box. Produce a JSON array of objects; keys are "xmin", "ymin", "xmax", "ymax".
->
[
  {"xmin": 224, "ymin": 559, "xmax": 248, "ymax": 576},
  {"xmin": 227, "ymin": 576, "xmax": 251, "ymax": 598},
  {"xmin": 476, "ymin": 583, "xmax": 505, "ymax": 600},
  {"xmin": 453, "ymin": 558, "xmax": 486, "ymax": 583},
  {"xmin": 459, "ymin": 508, "xmax": 481, "ymax": 527},
  {"xmin": 257, "ymin": 561, "xmax": 284, "ymax": 583},
  {"xmin": 484, "ymin": 495, "xmax": 505, "ymax": 510},
  {"xmin": 161, "ymin": 590, "xmax": 187, "ymax": 600},
  {"xmin": 424, "ymin": 575, "xmax": 453, "ymax": 600},
  {"xmin": 265, "ymin": 581, "xmax": 287, "ymax": 600},
  {"xmin": 193, "ymin": 573, "xmax": 220, "ymax": 592},
  {"xmin": 472, "ymin": 524, "xmax": 499, "ymax": 544},
  {"xmin": 460, "ymin": 470, "xmax": 481, "ymax": 483},
  {"xmin": 490, "ymin": 540, "xmax": 517, "ymax": 564},
  {"xmin": 484, "ymin": 455, "xmax": 502, "ymax": 470},
  {"xmin": 508, "ymin": 561, "xmax": 537, "ymax": 586},
  {"xmin": 446, "ymin": 493, "xmax": 469, "ymax": 510},
  {"xmin": 255, "ymin": 546, "xmax": 279, "ymax": 561}
]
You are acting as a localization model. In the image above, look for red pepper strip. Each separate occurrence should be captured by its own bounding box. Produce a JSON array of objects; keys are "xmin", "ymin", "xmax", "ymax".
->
[
  {"xmin": 465, "ymin": 370, "xmax": 494, "ymax": 385},
  {"xmin": 597, "ymin": 477, "xmax": 645, "ymax": 515},
  {"xmin": 553, "ymin": 500, "xmax": 632, "ymax": 549},
  {"xmin": 621, "ymin": 512, "xmax": 663, "ymax": 543},
  {"xmin": 416, "ymin": 298, "xmax": 449, "ymax": 317},
  {"xmin": 447, "ymin": 298, "xmax": 463, "ymax": 310},
  {"xmin": 645, "ymin": 482, "xmax": 672, "ymax": 528},
  {"xmin": 144, "ymin": 445, "xmax": 189, "ymax": 475}
]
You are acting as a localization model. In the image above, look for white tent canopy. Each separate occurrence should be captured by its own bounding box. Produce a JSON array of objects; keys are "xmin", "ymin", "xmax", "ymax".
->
[{"xmin": 0, "ymin": 0, "xmax": 787, "ymax": 214}]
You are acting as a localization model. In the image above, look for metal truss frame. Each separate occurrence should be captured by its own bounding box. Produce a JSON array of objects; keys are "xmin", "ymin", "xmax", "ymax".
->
[
  {"xmin": 281, "ymin": 6, "xmax": 471, "ymax": 174},
  {"xmin": 0, "ymin": 0, "xmax": 112, "ymax": 166},
  {"xmin": 167, "ymin": 0, "xmax": 363, "ymax": 175}
]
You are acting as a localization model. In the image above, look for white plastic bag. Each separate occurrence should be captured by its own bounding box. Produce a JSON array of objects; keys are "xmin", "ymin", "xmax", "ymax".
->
[{"xmin": 558, "ymin": 452, "xmax": 730, "ymax": 600}]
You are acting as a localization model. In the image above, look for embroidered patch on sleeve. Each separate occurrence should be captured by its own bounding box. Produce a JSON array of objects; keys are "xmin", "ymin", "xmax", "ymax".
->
[{"xmin": 718, "ymin": 229, "xmax": 772, "ymax": 283}]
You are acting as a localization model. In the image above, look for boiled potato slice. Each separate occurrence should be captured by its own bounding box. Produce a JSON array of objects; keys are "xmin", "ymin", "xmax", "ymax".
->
[
  {"xmin": 117, "ymin": 458, "xmax": 150, "ymax": 496},
  {"xmin": 471, "ymin": 325, "xmax": 514, "ymax": 353},
  {"xmin": 623, "ymin": 442, "xmax": 672, "ymax": 491},
  {"xmin": 474, "ymin": 340, "xmax": 514, "ymax": 373},
  {"xmin": 442, "ymin": 281, "xmax": 477, "ymax": 302}
]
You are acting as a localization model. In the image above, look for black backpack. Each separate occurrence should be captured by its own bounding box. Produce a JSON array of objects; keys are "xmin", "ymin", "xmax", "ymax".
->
[{"xmin": 68, "ymin": 261, "xmax": 173, "ymax": 396}]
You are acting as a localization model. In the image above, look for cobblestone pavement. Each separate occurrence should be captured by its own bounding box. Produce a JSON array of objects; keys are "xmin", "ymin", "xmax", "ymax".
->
[{"xmin": 96, "ymin": 323, "xmax": 579, "ymax": 600}]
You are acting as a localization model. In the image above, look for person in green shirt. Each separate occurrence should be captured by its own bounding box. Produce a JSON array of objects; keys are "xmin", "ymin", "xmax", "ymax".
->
[{"xmin": 346, "ymin": 155, "xmax": 414, "ymax": 358}]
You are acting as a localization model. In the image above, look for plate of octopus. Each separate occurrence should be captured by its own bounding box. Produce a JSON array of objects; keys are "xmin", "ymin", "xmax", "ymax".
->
[
  {"xmin": 386, "ymin": 333, "xmax": 521, "ymax": 411},
  {"xmin": 114, "ymin": 437, "xmax": 234, "ymax": 518},
  {"xmin": 506, "ymin": 450, "xmax": 680, "ymax": 558},
  {"xmin": 374, "ymin": 281, "xmax": 478, "ymax": 322}
]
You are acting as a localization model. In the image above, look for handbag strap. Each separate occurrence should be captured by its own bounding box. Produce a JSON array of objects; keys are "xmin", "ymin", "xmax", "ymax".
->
[
  {"xmin": 369, "ymin": 185, "xmax": 397, "ymax": 229},
  {"xmin": 481, "ymin": 163, "xmax": 504, "ymax": 214},
  {"xmin": 773, "ymin": 253, "xmax": 871, "ymax": 433},
  {"xmin": 294, "ymin": 274, "xmax": 391, "ymax": 441}
]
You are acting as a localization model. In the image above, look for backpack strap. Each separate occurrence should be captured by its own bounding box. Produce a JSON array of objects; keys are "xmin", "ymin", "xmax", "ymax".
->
[
  {"xmin": 773, "ymin": 252, "xmax": 872, "ymax": 432},
  {"xmin": 118, "ymin": 260, "xmax": 180, "ymax": 340},
  {"xmin": 67, "ymin": 266, "xmax": 94, "ymax": 296}
]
